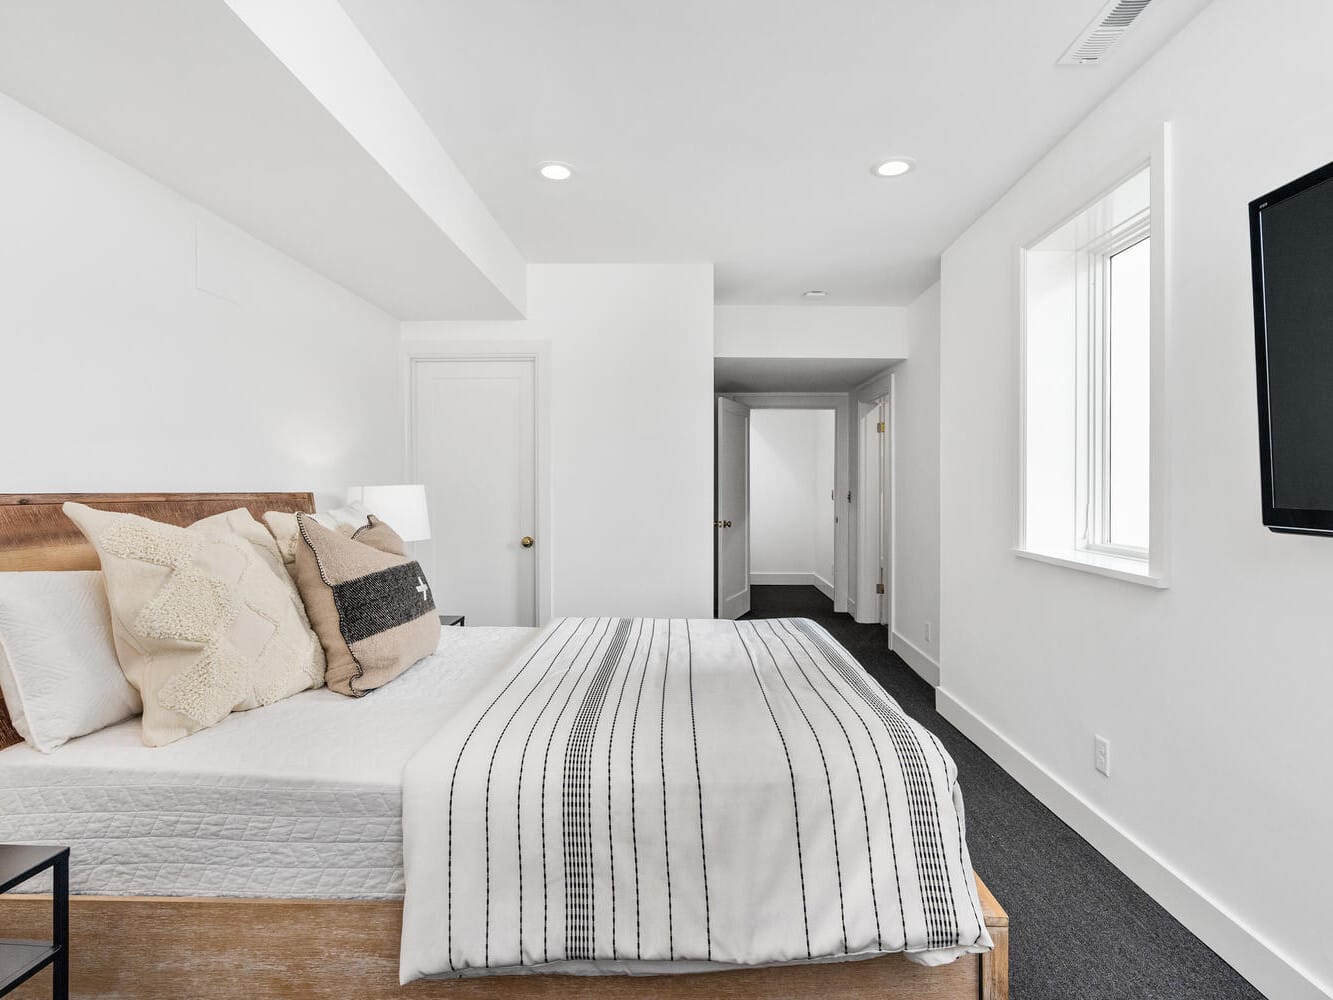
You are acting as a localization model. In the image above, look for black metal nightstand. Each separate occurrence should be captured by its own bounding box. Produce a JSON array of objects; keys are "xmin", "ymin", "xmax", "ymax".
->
[
  {"xmin": 0, "ymin": 844, "xmax": 69, "ymax": 999},
  {"xmin": 439, "ymin": 614, "xmax": 465, "ymax": 627}
]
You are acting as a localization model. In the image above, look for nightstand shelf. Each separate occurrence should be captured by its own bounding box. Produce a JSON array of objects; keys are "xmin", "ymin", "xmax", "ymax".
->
[
  {"xmin": 0, "ymin": 845, "xmax": 68, "ymax": 999},
  {"xmin": 0, "ymin": 941, "xmax": 59, "ymax": 994}
]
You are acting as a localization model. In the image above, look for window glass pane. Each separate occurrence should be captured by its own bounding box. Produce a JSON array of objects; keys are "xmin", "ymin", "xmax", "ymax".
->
[{"xmin": 1108, "ymin": 236, "xmax": 1150, "ymax": 549}]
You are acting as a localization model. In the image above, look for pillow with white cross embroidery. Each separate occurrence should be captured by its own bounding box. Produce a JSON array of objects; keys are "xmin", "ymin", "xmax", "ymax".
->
[{"xmin": 292, "ymin": 512, "xmax": 441, "ymax": 697}]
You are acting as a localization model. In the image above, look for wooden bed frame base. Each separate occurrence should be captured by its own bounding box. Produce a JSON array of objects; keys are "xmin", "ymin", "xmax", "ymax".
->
[
  {"xmin": 3, "ymin": 877, "xmax": 1007, "ymax": 999},
  {"xmin": 0, "ymin": 494, "xmax": 1010, "ymax": 999}
]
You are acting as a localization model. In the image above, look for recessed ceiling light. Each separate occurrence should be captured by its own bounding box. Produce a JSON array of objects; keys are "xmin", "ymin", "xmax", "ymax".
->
[
  {"xmin": 538, "ymin": 161, "xmax": 573, "ymax": 181},
  {"xmin": 803, "ymin": 290, "xmax": 829, "ymax": 299},
  {"xmin": 872, "ymin": 157, "xmax": 915, "ymax": 178}
]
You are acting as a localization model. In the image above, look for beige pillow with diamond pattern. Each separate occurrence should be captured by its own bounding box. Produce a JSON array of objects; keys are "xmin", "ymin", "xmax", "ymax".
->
[{"xmin": 63, "ymin": 502, "xmax": 325, "ymax": 747}]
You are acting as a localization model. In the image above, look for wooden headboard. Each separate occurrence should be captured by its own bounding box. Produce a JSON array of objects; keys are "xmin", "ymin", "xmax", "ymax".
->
[{"xmin": 0, "ymin": 492, "xmax": 315, "ymax": 750}]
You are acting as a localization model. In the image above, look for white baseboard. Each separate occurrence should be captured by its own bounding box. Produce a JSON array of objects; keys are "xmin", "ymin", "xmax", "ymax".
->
[
  {"xmin": 936, "ymin": 688, "xmax": 1330, "ymax": 1000},
  {"xmin": 889, "ymin": 631, "xmax": 940, "ymax": 687},
  {"xmin": 812, "ymin": 573, "xmax": 834, "ymax": 600},
  {"xmin": 750, "ymin": 572, "xmax": 821, "ymax": 587}
]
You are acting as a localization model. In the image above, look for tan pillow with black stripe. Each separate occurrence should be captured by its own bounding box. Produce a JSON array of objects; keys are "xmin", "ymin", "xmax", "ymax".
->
[{"xmin": 293, "ymin": 513, "xmax": 441, "ymax": 696}]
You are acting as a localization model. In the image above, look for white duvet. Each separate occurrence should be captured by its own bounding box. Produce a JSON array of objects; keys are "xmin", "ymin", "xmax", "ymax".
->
[
  {"xmin": 399, "ymin": 617, "xmax": 991, "ymax": 982},
  {"xmin": 0, "ymin": 626, "xmax": 540, "ymax": 899}
]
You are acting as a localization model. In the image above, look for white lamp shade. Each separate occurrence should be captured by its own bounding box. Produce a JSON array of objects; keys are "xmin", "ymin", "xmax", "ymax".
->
[{"xmin": 345, "ymin": 484, "xmax": 432, "ymax": 542}]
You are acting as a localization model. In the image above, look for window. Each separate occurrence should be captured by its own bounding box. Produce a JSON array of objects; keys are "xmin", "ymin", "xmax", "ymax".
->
[
  {"xmin": 1088, "ymin": 220, "xmax": 1150, "ymax": 555},
  {"xmin": 1020, "ymin": 166, "xmax": 1161, "ymax": 585}
]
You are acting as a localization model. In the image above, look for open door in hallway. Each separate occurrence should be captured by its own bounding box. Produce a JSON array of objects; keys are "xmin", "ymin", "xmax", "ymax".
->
[
  {"xmin": 715, "ymin": 396, "xmax": 750, "ymax": 618},
  {"xmin": 856, "ymin": 397, "xmax": 890, "ymax": 626}
]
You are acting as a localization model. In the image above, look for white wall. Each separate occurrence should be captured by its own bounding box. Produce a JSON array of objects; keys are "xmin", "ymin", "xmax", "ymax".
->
[
  {"xmin": 714, "ymin": 305, "xmax": 908, "ymax": 359},
  {"xmin": 403, "ymin": 263, "xmax": 714, "ymax": 620},
  {"xmin": 749, "ymin": 409, "xmax": 835, "ymax": 593},
  {"xmin": 223, "ymin": 0, "xmax": 526, "ymax": 317},
  {"xmin": 937, "ymin": 2, "xmax": 1333, "ymax": 997},
  {"xmin": 890, "ymin": 284, "xmax": 941, "ymax": 681},
  {"xmin": 0, "ymin": 91, "xmax": 401, "ymax": 504}
]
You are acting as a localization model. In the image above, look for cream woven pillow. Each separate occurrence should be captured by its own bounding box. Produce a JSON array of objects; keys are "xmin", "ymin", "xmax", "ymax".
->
[{"xmin": 63, "ymin": 502, "xmax": 326, "ymax": 747}]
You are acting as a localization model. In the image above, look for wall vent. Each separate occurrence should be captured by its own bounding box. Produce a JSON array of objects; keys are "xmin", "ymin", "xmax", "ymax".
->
[{"xmin": 1058, "ymin": 0, "xmax": 1153, "ymax": 65}]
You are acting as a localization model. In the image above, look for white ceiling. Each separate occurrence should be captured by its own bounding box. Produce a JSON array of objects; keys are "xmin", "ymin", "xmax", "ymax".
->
[
  {"xmin": 715, "ymin": 357, "xmax": 896, "ymax": 394},
  {"xmin": 339, "ymin": 0, "xmax": 1214, "ymax": 306},
  {"xmin": 0, "ymin": 0, "xmax": 524, "ymax": 320}
]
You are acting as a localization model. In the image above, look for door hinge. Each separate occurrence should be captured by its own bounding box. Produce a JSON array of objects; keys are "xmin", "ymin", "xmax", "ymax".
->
[
  {"xmin": 877, "ymin": 421, "xmax": 885, "ymax": 433},
  {"xmin": 876, "ymin": 582, "xmax": 885, "ymax": 595},
  {"xmin": 846, "ymin": 491, "xmax": 852, "ymax": 503}
]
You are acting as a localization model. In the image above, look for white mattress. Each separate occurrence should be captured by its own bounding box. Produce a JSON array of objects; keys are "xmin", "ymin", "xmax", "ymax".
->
[{"xmin": 0, "ymin": 626, "xmax": 540, "ymax": 899}]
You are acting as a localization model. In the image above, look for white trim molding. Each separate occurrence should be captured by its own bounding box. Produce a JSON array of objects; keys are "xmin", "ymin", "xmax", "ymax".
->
[
  {"xmin": 1013, "ymin": 547, "xmax": 1167, "ymax": 589},
  {"xmin": 890, "ymin": 631, "xmax": 940, "ymax": 687},
  {"xmin": 728, "ymin": 392, "xmax": 853, "ymax": 614},
  {"xmin": 749, "ymin": 572, "xmax": 817, "ymax": 586},
  {"xmin": 937, "ymin": 687, "xmax": 1331, "ymax": 1000},
  {"xmin": 852, "ymin": 367, "xmax": 896, "ymax": 403},
  {"xmin": 748, "ymin": 572, "xmax": 835, "ymax": 601}
]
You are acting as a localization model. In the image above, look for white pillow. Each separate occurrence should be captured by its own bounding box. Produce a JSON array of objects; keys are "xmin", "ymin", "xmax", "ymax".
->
[
  {"xmin": 263, "ymin": 502, "xmax": 373, "ymax": 570},
  {"xmin": 0, "ymin": 571, "xmax": 142, "ymax": 753}
]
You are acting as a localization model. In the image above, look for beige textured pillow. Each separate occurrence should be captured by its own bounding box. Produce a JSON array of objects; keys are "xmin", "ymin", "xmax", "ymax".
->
[
  {"xmin": 63, "ymin": 502, "xmax": 326, "ymax": 746},
  {"xmin": 293, "ymin": 513, "xmax": 440, "ymax": 696}
]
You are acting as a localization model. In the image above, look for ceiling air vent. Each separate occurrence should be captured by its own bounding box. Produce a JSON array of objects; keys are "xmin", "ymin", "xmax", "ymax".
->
[{"xmin": 1058, "ymin": 0, "xmax": 1153, "ymax": 65}]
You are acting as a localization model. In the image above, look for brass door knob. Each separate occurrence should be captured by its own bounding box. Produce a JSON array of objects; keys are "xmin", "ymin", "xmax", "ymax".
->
[{"xmin": 521, "ymin": 536, "xmax": 534, "ymax": 548}]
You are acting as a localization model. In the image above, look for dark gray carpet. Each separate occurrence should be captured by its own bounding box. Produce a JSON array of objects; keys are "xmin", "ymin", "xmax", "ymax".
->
[{"xmin": 742, "ymin": 585, "xmax": 1265, "ymax": 1000}]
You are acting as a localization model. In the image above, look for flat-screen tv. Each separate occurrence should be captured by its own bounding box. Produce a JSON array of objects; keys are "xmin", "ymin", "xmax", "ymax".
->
[{"xmin": 1250, "ymin": 158, "xmax": 1333, "ymax": 535}]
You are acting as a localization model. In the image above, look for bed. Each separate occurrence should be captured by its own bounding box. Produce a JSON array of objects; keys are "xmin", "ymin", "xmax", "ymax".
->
[
  {"xmin": 0, "ymin": 625, "xmax": 541, "ymax": 900},
  {"xmin": 0, "ymin": 492, "xmax": 1008, "ymax": 1000}
]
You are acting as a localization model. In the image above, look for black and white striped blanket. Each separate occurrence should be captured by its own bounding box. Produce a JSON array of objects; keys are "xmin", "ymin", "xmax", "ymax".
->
[{"xmin": 399, "ymin": 617, "xmax": 991, "ymax": 982}]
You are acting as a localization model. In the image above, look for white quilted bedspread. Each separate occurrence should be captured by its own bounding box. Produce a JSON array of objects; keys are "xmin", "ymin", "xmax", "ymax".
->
[{"xmin": 0, "ymin": 626, "xmax": 540, "ymax": 899}]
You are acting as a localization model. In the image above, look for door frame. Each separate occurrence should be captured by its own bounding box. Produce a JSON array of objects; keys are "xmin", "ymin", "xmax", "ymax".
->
[
  {"xmin": 720, "ymin": 392, "xmax": 853, "ymax": 613},
  {"xmin": 714, "ymin": 397, "xmax": 751, "ymax": 619},
  {"xmin": 851, "ymin": 369, "xmax": 897, "ymax": 643},
  {"xmin": 855, "ymin": 395, "xmax": 891, "ymax": 627},
  {"xmin": 403, "ymin": 342, "xmax": 552, "ymax": 625}
]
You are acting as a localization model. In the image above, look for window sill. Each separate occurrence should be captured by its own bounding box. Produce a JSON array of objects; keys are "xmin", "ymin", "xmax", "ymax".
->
[{"xmin": 1012, "ymin": 547, "xmax": 1167, "ymax": 589}]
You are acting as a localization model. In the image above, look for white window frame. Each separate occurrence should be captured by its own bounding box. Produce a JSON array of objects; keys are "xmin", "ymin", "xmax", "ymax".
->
[
  {"xmin": 1014, "ymin": 126, "xmax": 1170, "ymax": 590},
  {"xmin": 1078, "ymin": 211, "xmax": 1151, "ymax": 561}
]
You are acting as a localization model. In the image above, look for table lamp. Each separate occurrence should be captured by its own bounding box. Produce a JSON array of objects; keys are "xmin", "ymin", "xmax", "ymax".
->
[{"xmin": 344, "ymin": 484, "xmax": 431, "ymax": 542}]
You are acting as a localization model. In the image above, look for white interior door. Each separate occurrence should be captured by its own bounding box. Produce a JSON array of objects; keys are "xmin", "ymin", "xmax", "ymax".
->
[
  {"xmin": 856, "ymin": 401, "xmax": 888, "ymax": 624},
  {"xmin": 412, "ymin": 358, "xmax": 537, "ymax": 626},
  {"xmin": 716, "ymin": 397, "xmax": 750, "ymax": 619},
  {"xmin": 880, "ymin": 398, "xmax": 892, "ymax": 629}
]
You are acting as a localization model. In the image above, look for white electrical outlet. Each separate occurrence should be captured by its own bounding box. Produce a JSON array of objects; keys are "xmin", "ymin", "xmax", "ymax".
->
[
  {"xmin": 1094, "ymin": 735, "xmax": 1111, "ymax": 777},
  {"xmin": 924, "ymin": 621, "xmax": 932, "ymax": 643}
]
